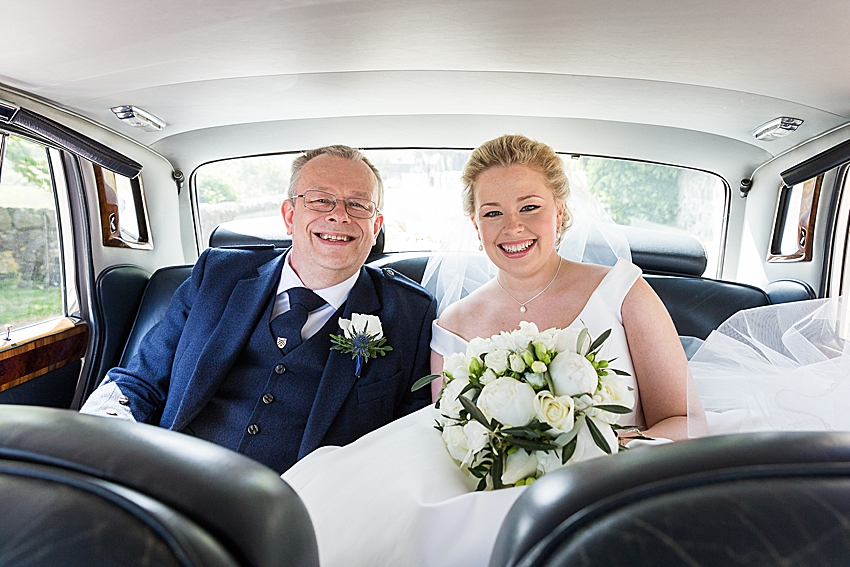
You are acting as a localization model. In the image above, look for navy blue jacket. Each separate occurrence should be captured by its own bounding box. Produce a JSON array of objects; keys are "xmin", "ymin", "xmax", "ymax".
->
[{"xmin": 83, "ymin": 247, "xmax": 436, "ymax": 458}]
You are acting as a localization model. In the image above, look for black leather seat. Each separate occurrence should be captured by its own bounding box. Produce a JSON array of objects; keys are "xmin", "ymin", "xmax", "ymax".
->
[
  {"xmin": 490, "ymin": 431, "xmax": 850, "ymax": 567},
  {"xmin": 0, "ymin": 405, "xmax": 318, "ymax": 567}
]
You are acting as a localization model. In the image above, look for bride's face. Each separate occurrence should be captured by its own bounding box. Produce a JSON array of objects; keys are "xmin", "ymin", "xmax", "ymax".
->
[{"xmin": 472, "ymin": 164, "xmax": 564, "ymax": 273}]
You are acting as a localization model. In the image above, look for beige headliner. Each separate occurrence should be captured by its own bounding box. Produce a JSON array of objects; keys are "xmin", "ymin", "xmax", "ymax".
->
[{"xmin": 2, "ymin": 0, "xmax": 849, "ymax": 159}]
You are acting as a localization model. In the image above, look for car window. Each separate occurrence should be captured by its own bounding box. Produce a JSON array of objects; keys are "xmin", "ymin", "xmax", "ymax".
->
[
  {"xmin": 0, "ymin": 134, "xmax": 64, "ymax": 329},
  {"xmin": 193, "ymin": 149, "xmax": 726, "ymax": 273}
]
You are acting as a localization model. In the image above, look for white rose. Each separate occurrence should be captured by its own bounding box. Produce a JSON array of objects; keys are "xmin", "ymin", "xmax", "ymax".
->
[
  {"xmin": 501, "ymin": 449, "xmax": 539, "ymax": 485},
  {"xmin": 511, "ymin": 321, "xmax": 540, "ymax": 351},
  {"xmin": 533, "ymin": 391, "xmax": 575, "ymax": 433},
  {"xmin": 339, "ymin": 313, "xmax": 383, "ymax": 339},
  {"xmin": 477, "ymin": 377, "xmax": 536, "ymax": 427},
  {"xmin": 553, "ymin": 328, "xmax": 583, "ymax": 354},
  {"xmin": 484, "ymin": 349, "xmax": 510, "ymax": 374},
  {"xmin": 442, "ymin": 424, "xmax": 471, "ymax": 465},
  {"xmin": 466, "ymin": 337, "xmax": 490, "ymax": 359},
  {"xmin": 442, "ymin": 352, "xmax": 470, "ymax": 381},
  {"xmin": 509, "ymin": 353, "xmax": 526, "ymax": 373},
  {"xmin": 594, "ymin": 375, "xmax": 635, "ymax": 424},
  {"xmin": 480, "ymin": 368, "xmax": 498, "ymax": 385},
  {"xmin": 536, "ymin": 450, "xmax": 565, "ymax": 476},
  {"xmin": 439, "ymin": 377, "xmax": 472, "ymax": 420},
  {"xmin": 567, "ymin": 416, "xmax": 618, "ymax": 464},
  {"xmin": 463, "ymin": 420, "xmax": 490, "ymax": 454},
  {"xmin": 549, "ymin": 352, "xmax": 598, "ymax": 396}
]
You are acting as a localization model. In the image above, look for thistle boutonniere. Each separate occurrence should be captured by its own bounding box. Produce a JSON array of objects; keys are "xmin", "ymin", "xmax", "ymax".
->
[{"xmin": 331, "ymin": 314, "xmax": 392, "ymax": 377}]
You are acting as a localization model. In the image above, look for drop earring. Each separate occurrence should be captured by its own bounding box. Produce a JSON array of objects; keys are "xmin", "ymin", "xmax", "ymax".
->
[{"xmin": 478, "ymin": 243, "xmax": 484, "ymax": 251}]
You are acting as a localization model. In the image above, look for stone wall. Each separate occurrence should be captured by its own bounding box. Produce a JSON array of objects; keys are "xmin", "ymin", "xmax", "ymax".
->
[{"xmin": 0, "ymin": 206, "xmax": 61, "ymax": 287}]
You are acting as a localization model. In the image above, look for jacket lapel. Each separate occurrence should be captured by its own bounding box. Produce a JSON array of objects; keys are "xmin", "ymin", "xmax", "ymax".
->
[
  {"xmin": 172, "ymin": 251, "xmax": 288, "ymax": 430},
  {"xmin": 299, "ymin": 267, "xmax": 381, "ymax": 457}
]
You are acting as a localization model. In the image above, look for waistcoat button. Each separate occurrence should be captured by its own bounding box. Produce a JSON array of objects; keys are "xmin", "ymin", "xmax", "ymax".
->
[
  {"xmin": 262, "ymin": 393, "xmax": 274, "ymax": 404},
  {"xmin": 247, "ymin": 424, "xmax": 260, "ymax": 435},
  {"xmin": 105, "ymin": 408, "xmax": 118, "ymax": 416},
  {"xmin": 274, "ymin": 364, "xmax": 286, "ymax": 375},
  {"xmin": 118, "ymin": 395, "xmax": 129, "ymax": 405}
]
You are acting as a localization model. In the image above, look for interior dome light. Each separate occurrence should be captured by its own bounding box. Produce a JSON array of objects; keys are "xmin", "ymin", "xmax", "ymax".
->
[
  {"xmin": 752, "ymin": 117, "xmax": 803, "ymax": 141},
  {"xmin": 110, "ymin": 105, "xmax": 166, "ymax": 132}
]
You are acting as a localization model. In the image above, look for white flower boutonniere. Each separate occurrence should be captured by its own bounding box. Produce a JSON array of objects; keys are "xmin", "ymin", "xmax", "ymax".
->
[{"xmin": 331, "ymin": 314, "xmax": 392, "ymax": 377}]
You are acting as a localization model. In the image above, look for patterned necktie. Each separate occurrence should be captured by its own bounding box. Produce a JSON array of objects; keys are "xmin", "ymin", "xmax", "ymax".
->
[{"xmin": 270, "ymin": 287, "xmax": 326, "ymax": 355}]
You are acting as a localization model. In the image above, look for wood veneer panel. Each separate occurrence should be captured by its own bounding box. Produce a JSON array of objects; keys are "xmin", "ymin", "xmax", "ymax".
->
[{"xmin": 0, "ymin": 324, "xmax": 88, "ymax": 393}]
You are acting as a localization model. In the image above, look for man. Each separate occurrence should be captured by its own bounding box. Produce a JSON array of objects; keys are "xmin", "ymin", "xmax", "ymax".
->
[{"xmin": 82, "ymin": 145, "xmax": 436, "ymax": 473}]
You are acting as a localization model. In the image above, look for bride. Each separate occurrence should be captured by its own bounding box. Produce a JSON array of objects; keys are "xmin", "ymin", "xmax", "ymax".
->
[{"xmin": 283, "ymin": 135, "xmax": 705, "ymax": 567}]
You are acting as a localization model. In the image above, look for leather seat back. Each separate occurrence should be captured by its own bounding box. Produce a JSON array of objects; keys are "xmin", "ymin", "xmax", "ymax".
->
[
  {"xmin": 0, "ymin": 405, "xmax": 319, "ymax": 567},
  {"xmin": 490, "ymin": 431, "xmax": 850, "ymax": 567}
]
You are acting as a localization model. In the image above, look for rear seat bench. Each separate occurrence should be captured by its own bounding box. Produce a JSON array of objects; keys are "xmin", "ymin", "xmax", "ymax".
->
[{"xmin": 90, "ymin": 224, "xmax": 815, "ymax": 388}]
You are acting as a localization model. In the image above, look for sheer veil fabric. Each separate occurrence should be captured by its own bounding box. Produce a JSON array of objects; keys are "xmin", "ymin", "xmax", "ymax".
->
[{"xmin": 690, "ymin": 297, "xmax": 850, "ymax": 435}]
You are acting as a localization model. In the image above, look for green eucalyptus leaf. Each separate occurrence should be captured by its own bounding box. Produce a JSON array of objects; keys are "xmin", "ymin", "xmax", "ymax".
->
[
  {"xmin": 459, "ymin": 395, "xmax": 494, "ymax": 431},
  {"xmin": 507, "ymin": 437, "xmax": 558, "ymax": 452},
  {"xmin": 554, "ymin": 415, "xmax": 585, "ymax": 447},
  {"xmin": 576, "ymin": 328, "xmax": 589, "ymax": 353},
  {"xmin": 589, "ymin": 328, "xmax": 612, "ymax": 354},
  {"xmin": 593, "ymin": 404, "xmax": 633, "ymax": 414},
  {"xmin": 561, "ymin": 437, "xmax": 578, "ymax": 464},
  {"xmin": 585, "ymin": 417, "xmax": 613, "ymax": 455},
  {"xmin": 411, "ymin": 374, "xmax": 441, "ymax": 392},
  {"xmin": 610, "ymin": 368, "xmax": 631, "ymax": 376}
]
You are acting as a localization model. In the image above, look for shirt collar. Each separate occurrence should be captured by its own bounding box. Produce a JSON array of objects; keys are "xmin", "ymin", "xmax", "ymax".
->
[{"xmin": 276, "ymin": 252, "xmax": 360, "ymax": 310}]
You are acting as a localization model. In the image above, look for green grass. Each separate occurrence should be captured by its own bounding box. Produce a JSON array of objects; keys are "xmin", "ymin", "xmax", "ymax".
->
[{"xmin": 0, "ymin": 281, "xmax": 63, "ymax": 328}]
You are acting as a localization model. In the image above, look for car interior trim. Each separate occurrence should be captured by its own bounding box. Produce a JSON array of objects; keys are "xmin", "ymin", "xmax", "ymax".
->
[{"xmin": 5, "ymin": 104, "xmax": 143, "ymax": 178}]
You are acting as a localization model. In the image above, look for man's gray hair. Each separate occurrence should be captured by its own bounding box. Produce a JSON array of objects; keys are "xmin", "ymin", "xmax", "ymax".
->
[{"xmin": 288, "ymin": 145, "xmax": 384, "ymax": 210}]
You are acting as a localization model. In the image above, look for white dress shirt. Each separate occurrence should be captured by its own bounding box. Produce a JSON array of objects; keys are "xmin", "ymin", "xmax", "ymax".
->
[{"xmin": 272, "ymin": 254, "xmax": 360, "ymax": 340}]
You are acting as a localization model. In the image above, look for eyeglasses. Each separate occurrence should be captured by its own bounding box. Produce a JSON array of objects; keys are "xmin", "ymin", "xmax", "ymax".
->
[{"xmin": 292, "ymin": 190, "xmax": 379, "ymax": 219}]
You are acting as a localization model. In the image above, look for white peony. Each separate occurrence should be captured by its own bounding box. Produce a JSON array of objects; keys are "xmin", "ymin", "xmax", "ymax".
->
[
  {"xmin": 549, "ymin": 351, "xmax": 598, "ymax": 396},
  {"xmin": 501, "ymin": 449, "xmax": 539, "ymax": 485},
  {"xmin": 533, "ymin": 391, "xmax": 575, "ymax": 433},
  {"xmin": 339, "ymin": 313, "xmax": 383, "ymax": 339},
  {"xmin": 477, "ymin": 377, "xmax": 537, "ymax": 427},
  {"xmin": 484, "ymin": 349, "xmax": 510, "ymax": 374},
  {"xmin": 536, "ymin": 449, "xmax": 566, "ymax": 475},
  {"xmin": 594, "ymin": 374, "xmax": 635, "ymax": 424},
  {"xmin": 439, "ymin": 377, "xmax": 472, "ymax": 420},
  {"xmin": 567, "ymin": 416, "xmax": 618, "ymax": 464},
  {"xmin": 553, "ymin": 327, "xmax": 584, "ymax": 354}
]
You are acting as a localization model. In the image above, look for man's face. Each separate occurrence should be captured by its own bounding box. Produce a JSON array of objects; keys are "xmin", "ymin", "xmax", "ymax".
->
[{"xmin": 282, "ymin": 154, "xmax": 383, "ymax": 288}]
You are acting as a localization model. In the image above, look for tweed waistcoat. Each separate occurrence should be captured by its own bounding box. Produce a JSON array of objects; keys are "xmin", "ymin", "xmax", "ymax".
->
[{"xmin": 185, "ymin": 296, "xmax": 342, "ymax": 472}]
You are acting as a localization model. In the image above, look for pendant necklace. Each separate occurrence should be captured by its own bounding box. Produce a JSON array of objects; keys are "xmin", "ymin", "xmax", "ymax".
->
[{"xmin": 496, "ymin": 257, "xmax": 562, "ymax": 313}]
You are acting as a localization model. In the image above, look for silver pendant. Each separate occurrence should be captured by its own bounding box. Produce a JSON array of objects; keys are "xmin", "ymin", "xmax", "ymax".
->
[
  {"xmin": 276, "ymin": 337, "xmax": 287, "ymax": 349},
  {"xmin": 520, "ymin": 305, "xmax": 527, "ymax": 313}
]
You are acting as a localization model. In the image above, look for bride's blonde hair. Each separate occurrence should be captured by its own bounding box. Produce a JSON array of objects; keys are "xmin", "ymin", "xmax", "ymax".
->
[{"xmin": 461, "ymin": 134, "xmax": 572, "ymax": 237}]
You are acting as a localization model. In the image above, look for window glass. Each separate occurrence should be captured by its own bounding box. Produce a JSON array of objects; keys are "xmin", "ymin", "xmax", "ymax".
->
[
  {"xmin": 0, "ymin": 134, "xmax": 63, "ymax": 328},
  {"xmin": 768, "ymin": 175, "xmax": 822, "ymax": 262},
  {"xmin": 195, "ymin": 154, "xmax": 295, "ymax": 248},
  {"xmin": 193, "ymin": 150, "xmax": 727, "ymax": 274}
]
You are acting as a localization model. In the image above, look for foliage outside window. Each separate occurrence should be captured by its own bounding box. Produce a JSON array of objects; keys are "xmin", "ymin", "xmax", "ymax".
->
[
  {"xmin": 193, "ymin": 150, "xmax": 726, "ymax": 274},
  {"xmin": 0, "ymin": 134, "xmax": 63, "ymax": 328}
]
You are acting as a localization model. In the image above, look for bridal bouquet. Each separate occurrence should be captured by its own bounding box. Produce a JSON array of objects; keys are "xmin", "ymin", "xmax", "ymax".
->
[{"xmin": 414, "ymin": 322, "xmax": 634, "ymax": 491}]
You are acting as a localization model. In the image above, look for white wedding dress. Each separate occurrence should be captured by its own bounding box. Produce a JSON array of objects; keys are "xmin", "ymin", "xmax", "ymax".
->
[{"xmin": 282, "ymin": 258, "xmax": 644, "ymax": 567}]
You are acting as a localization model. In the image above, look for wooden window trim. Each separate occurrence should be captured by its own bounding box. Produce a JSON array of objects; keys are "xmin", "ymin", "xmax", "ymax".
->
[
  {"xmin": 0, "ymin": 318, "xmax": 88, "ymax": 393},
  {"xmin": 93, "ymin": 165, "xmax": 153, "ymax": 250},
  {"xmin": 767, "ymin": 174, "xmax": 823, "ymax": 263}
]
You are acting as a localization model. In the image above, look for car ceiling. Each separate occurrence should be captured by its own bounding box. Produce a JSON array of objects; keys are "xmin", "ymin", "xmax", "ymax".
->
[{"xmin": 2, "ymin": 0, "xmax": 849, "ymax": 157}]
